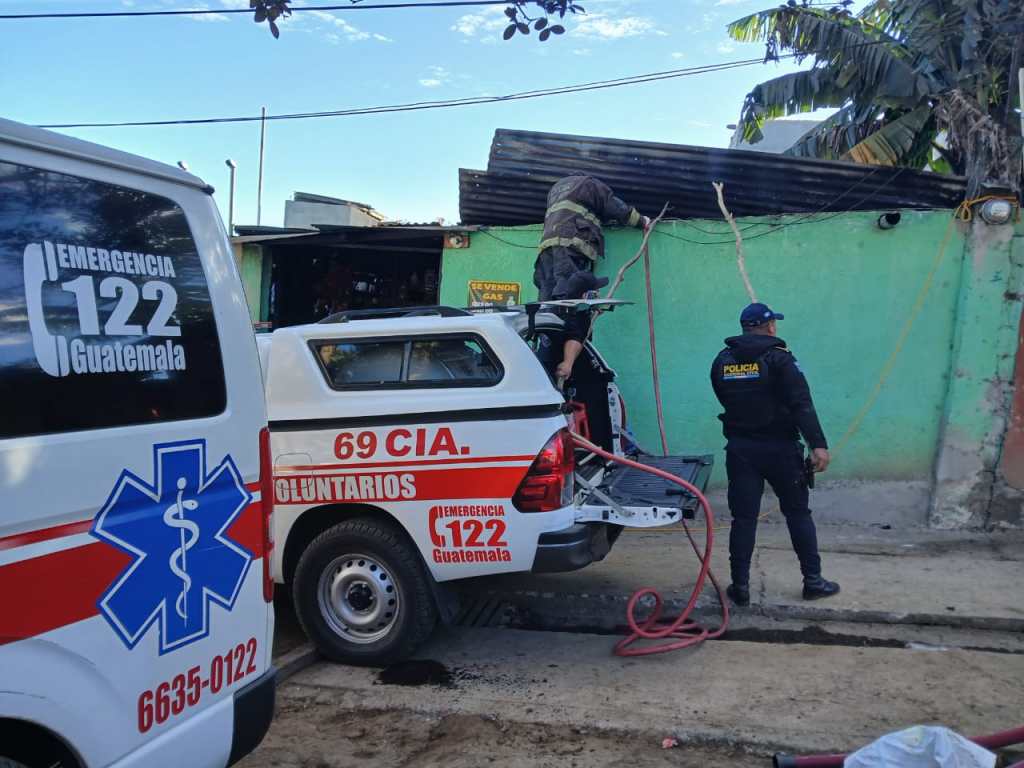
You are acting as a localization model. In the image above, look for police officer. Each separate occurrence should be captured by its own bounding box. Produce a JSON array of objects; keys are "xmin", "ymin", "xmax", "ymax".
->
[
  {"xmin": 710, "ymin": 303, "xmax": 840, "ymax": 606},
  {"xmin": 534, "ymin": 175, "xmax": 650, "ymax": 382}
]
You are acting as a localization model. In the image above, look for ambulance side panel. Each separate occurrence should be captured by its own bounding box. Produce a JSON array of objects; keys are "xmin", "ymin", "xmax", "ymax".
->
[{"xmin": 0, "ymin": 127, "xmax": 272, "ymax": 768}]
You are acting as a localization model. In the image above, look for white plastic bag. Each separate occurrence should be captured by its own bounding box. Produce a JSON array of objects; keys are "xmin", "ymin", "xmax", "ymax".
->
[{"xmin": 844, "ymin": 726, "xmax": 996, "ymax": 768}]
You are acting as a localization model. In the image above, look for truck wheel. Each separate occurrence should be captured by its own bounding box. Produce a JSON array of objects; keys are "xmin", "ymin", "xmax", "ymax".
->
[{"xmin": 292, "ymin": 517, "xmax": 438, "ymax": 666}]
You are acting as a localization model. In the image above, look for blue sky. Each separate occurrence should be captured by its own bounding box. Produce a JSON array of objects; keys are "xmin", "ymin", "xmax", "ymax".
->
[{"xmin": 3, "ymin": 0, "xmax": 813, "ymax": 227}]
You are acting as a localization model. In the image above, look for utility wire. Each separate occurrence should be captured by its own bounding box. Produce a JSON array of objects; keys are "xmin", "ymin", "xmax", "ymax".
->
[
  {"xmin": 655, "ymin": 166, "xmax": 907, "ymax": 246},
  {"xmin": 478, "ymin": 165, "xmax": 909, "ymax": 251},
  {"xmin": 35, "ymin": 24, "xmax": 1005, "ymax": 131},
  {"xmin": 0, "ymin": 1, "xmax": 513, "ymax": 20},
  {"xmin": 39, "ymin": 57, "xmax": 770, "ymax": 129},
  {"xmin": 39, "ymin": 31, "xmax": 977, "ymax": 131}
]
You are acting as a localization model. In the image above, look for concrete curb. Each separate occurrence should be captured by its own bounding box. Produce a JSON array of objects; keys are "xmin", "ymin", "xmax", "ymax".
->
[
  {"xmin": 274, "ymin": 643, "xmax": 320, "ymax": 683},
  {"xmin": 484, "ymin": 589, "xmax": 1024, "ymax": 634},
  {"xmin": 757, "ymin": 601, "xmax": 1024, "ymax": 632}
]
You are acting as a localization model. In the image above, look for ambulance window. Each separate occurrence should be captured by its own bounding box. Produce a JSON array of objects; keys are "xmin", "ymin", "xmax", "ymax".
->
[
  {"xmin": 0, "ymin": 161, "xmax": 226, "ymax": 438},
  {"xmin": 316, "ymin": 341, "xmax": 405, "ymax": 388},
  {"xmin": 408, "ymin": 337, "xmax": 501, "ymax": 385}
]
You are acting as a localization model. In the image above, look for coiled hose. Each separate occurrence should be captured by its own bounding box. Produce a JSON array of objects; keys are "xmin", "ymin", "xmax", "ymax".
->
[{"xmin": 569, "ymin": 433, "xmax": 729, "ymax": 657}]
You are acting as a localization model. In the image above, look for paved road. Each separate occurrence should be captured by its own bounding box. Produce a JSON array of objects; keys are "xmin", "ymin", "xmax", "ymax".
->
[{"xmin": 246, "ymin": 523, "xmax": 1024, "ymax": 766}]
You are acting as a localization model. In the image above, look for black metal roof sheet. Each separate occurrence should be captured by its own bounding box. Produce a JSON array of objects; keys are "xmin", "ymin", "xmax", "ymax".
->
[{"xmin": 459, "ymin": 129, "xmax": 967, "ymax": 225}]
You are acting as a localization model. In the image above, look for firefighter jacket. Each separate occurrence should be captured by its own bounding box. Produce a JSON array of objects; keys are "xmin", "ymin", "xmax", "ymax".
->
[
  {"xmin": 710, "ymin": 334, "xmax": 828, "ymax": 449},
  {"xmin": 539, "ymin": 175, "xmax": 643, "ymax": 262}
]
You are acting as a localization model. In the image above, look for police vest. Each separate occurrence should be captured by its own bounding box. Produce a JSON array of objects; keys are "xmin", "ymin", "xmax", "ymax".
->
[{"xmin": 715, "ymin": 348, "xmax": 782, "ymax": 432}]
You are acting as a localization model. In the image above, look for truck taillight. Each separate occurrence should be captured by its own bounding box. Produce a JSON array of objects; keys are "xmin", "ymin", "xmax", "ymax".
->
[
  {"xmin": 512, "ymin": 428, "xmax": 575, "ymax": 513},
  {"xmin": 259, "ymin": 427, "xmax": 275, "ymax": 603}
]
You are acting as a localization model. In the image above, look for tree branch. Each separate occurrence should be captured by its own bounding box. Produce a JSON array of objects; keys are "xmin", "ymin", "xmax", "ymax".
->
[{"xmin": 712, "ymin": 182, "xmax": 757, "ymax": 303}]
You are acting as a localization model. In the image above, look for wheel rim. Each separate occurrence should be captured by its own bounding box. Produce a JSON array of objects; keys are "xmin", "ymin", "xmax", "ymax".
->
[{"xmin": 317, "ymin": 553, "xmax": 400, "ymax": 644}]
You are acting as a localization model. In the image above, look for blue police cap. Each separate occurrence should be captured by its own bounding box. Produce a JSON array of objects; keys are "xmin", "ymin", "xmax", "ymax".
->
[{"xmin": 740, "ymin": 302, "xmax": 784, "ymax": 327}]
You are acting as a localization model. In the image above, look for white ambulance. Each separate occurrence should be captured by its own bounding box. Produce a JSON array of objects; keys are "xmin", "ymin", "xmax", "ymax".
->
[
  {"xmin": 0, "ymin": 118, "xmax": 275, "ymax": 768},
  {"xmin": 261, "ymin": 304, "xmax": 713, "ymax": 665}
]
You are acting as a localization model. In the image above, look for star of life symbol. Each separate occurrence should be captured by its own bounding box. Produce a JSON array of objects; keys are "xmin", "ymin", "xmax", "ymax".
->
[{"xmin": 92, "ymin": 440, "xmax": 253, "ymax": 654}]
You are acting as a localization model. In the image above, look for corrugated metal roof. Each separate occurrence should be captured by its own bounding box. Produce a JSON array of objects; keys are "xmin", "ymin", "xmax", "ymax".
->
[
  {"xmin": 459, "ymin": 129, "xmax": 968, "ymax": 225},
  {"xmin": 231, "ymin": 221, "xmax": 478, "ymax": 248},
  {"xmin": 233, "ymin": 226, "xmax": 316, "ymax": 237}
]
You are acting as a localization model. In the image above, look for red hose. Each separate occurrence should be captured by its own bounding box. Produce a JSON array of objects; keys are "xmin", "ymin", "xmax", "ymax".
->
[
  {"xmin": 773, "ymin": 724, "xmax": 1024, "ymax": 767},
  {"xmin": 570, "ymin": 434, "xmax": 729, "ymax": 657}
]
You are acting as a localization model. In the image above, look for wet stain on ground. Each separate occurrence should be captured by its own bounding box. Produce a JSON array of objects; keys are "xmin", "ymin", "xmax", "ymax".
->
[{"xmin": 376, "ymin": 659, "xmax": 455, "ymax": 687}]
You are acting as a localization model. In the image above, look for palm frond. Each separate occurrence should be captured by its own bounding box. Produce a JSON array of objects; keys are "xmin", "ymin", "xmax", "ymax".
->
[
  {"xmin": 736, "ymin": 68, "xmax": 854, "ymax": 143},
  {"xmin": 784, "ymin": 103, "xmax": 882, "ymax": 158},
  {"xmin": 727, "ymin": 6, "xmax": 939, "ymax": 106},
  {"xmin": 844, "ymin": 105, "xmax": 935, "ymax": 164}
]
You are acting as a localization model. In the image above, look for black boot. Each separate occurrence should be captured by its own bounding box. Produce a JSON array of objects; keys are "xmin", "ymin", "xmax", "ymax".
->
[
  {"xmin": 802, "ymin": 576, "xmax": 840, "ymax": 600},
  {"xmin": 726, "ymin": 583, "xmax": 750, "ymax": 607}
]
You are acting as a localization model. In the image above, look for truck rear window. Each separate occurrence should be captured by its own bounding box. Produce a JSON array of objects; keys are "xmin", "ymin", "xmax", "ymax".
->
[
  {"xmin": 0, "ymin": 160, "xmax": 227, "ymax": 438},
  {"xmin": 317, "ymin": 341, "xmax": 405, "ymax": 387},
  {"xmin": 313, "ymin": 335, "xmax": 502, "ymax": 390},
  {"xmin": 408, "ymin": 338, "xmax": 500, "ymax": 383}
]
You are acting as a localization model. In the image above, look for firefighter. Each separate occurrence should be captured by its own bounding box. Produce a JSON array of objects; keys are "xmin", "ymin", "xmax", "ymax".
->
[
  {"xmin": 534, "ymin": 175, "xmax": 650, "ymax": 382},
  {"xmin": 710, "ymin": 303, "xmax": 840, "ymax": 607}
]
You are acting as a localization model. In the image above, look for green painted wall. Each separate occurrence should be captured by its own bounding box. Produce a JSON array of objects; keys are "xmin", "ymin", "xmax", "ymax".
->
[
  {"xmin": 239, "ymin": 243, "xmax": 266, "ymax": 325},
  {"xmin": 441, "ymin": 212, "xmax": 974, "ymax": 485},
  {"xmin": 930, "ymin": 219, "xmax": 1024, "ymax": 527}
]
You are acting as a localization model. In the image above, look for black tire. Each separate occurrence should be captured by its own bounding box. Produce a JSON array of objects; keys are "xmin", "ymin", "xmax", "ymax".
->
[
  {"xmin": 292, "ymin": 517, "xmax": 438, "ymax": 666},
  {"xmin": 0, "ymin": 724, "xmax": 77, "ymax": 768}
]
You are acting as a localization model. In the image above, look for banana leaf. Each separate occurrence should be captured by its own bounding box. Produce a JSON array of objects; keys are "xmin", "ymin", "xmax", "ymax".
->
[{"xmin": 844, "ymin": 105, "xmax": 935, "ymax": 164}]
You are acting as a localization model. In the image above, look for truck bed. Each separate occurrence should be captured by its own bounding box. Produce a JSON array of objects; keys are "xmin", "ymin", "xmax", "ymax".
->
[{"xmin": 597, "ymin": 454, "xmax": 714, "ymax": 519}]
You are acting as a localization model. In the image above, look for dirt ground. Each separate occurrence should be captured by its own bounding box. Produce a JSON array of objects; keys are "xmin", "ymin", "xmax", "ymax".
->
[
  {"xmin": 247, "ymin": 525, "xmax": 1024, "ymax": 768},
  {"xmin": 240, "ymin": 687, "xmax": 765, "ymax": 768}
]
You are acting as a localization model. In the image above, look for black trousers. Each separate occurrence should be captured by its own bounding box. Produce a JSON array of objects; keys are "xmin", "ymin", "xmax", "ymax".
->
[
  {"xmin": 533, "ymin": 245, "xmax": 591, "ymax": 301},
  {"xmin": 725, "ymin": 437, "xmax": 822, "ymax": 585},
  {"xmin": 533, "ymin": 246, "xmax": 591, "ymax": 343}
]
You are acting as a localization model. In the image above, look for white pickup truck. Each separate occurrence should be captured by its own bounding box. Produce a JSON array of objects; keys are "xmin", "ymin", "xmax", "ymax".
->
[{"xmin": 258, "ymin": 303, "xmax": 713, "ymax": 665}]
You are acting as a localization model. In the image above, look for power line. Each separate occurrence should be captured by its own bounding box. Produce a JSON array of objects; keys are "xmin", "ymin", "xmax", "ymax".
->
[
  {"xmin": 0, "ymin": 1, "xmax": 512, "ymax": 20},
  {"xmin": 654, "ymin": 166, "xmax": 909, "ymax": 246},
  {"xmin": 473, "ymin": 230, "xmax": 536, "ymax": 250},
  {"xmin": 479, "ymin": 168, "xmax": 909, "ymax": 251},
  {"xmin": 35, "ymin": 26, "xmax": 1000, "ymax": 131},
  {"xmin": 39, "ymin": 57, "xmax": 770, "ymax": 129},
  {"xmin": 40, "ymin": 32, "xmax": 965, "ymax": 131}
]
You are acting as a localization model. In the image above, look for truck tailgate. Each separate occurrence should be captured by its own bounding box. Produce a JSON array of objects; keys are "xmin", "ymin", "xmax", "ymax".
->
[{"xmin": 575, "ymin": 453, "xmax": 714, "ymax": 525}]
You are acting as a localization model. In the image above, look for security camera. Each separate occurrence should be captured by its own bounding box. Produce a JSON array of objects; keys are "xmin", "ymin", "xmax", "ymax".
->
[{"xmin": 877, "ymin": 212, "xmax": 901, "ymax": 230}]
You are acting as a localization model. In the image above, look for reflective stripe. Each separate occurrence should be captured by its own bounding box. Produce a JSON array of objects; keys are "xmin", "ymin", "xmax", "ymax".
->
[
  {"xmin": 537, "ymin": 236, "xmax": 599, "ymax": 261},
  {"xmin": 546, "ymin": 200, "xmax": 602, "ymax": 228},
  {"xmin": 627, "ymin": 208, "xmax": 641, "ymax": 228}
]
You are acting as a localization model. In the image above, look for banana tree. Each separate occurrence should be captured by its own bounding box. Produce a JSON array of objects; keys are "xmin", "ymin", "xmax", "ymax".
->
[{"xmin": 728, "ymin": 0, "xmax": 1024, "ymax": 197}]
